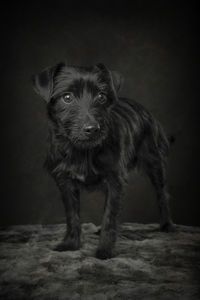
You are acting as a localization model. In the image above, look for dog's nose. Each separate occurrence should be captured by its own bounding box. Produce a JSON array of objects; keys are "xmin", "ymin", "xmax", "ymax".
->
[{"xmin": 83, "ymin": 123, "xmax": 100, "ymax": 136}]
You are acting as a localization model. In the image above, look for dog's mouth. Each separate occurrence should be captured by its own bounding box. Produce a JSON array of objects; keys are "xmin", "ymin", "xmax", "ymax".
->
[{"xmin": 69, "ymin": 130, "xmax": 106, "ymax": 149}]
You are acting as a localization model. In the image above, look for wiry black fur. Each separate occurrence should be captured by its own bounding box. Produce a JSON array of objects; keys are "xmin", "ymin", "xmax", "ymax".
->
[{"xmin": 32, "ymin": 62, "xmax": 175, "ymax": 259}]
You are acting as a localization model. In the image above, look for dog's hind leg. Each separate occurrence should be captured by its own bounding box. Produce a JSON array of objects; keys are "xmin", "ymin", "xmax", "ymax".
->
[
  {"xmin": 54, "ymin": 178, "xmax": 81, "ymax": 251},
  {"xmin": 96, "ymin": 175, "xmax": 124, "ymax": 259},
  {"xmin": 141, "ymin": 150, "xmax": 175, "ymax": 232}
]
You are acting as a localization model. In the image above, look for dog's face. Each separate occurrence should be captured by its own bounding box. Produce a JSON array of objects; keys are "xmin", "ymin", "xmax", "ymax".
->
[{"xmin": 32, "ymin": 63, "xmax": 123, "ymax": 148}]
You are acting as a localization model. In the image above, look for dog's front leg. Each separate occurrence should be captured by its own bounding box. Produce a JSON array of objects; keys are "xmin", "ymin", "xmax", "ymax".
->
[
  {"xmin": 96, "ymin": 176, "xmax": 124, "ymax": 259},
  {"xmin": 54, "ymin": 178, "xmax": 81, "ymax": 251}
]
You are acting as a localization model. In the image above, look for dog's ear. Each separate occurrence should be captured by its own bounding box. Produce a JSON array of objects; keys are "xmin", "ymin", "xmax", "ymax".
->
[
  {"xmin": 95, "ymin": 63, "xmax": 124, "ymax": 93},
  {"xmin": 110, "ymin": 70, "xmax": 124, "ymax": 93},
  {"xmin": 31, "ymin": 62, "xmax": 64, "ymax": 102}
]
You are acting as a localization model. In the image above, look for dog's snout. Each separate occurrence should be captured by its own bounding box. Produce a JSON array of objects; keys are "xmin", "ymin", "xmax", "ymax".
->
[{"xmin": 83, "ymin": 123, "xmax": 100, "ymax": 136}]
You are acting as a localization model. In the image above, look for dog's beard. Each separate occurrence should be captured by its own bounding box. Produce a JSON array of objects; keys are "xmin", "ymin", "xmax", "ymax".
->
[
  {"xmin": 57, "ymin": 113, "xmax": 110, "ymax": 149},
  {"xmin": 69, "ymin": 131, "xmax": 107, "ymax": 149}
]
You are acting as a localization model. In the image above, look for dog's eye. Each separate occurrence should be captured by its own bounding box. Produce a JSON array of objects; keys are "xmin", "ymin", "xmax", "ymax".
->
[
  {"xmin": 97, "ymin": 93, "xmax": 107, "ymax": 104},
  {"xmin": 62, "ymin": 93, "xmax": 73, "ymax": 104}
]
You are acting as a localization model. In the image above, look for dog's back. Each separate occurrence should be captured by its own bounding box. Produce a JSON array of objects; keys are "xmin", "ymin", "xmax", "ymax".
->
[{"xmin": 112, "ymin": 97, "xmax": 170, "ymax": 177}]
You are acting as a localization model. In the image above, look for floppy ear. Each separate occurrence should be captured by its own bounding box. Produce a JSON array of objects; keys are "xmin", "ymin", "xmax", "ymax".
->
[
  {"xmin": 31, "ymin": 62, "xmax": 64, "ymax": 102},
  {"xmin": 95, "ymin": 63, "xmax": 124, "ymax": 93}
]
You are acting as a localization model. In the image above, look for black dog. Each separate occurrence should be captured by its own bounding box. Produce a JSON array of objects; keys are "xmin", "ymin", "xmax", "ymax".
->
[{"xmin": 32, "ymin": 62, "xmax": 175, "ymax": 259}]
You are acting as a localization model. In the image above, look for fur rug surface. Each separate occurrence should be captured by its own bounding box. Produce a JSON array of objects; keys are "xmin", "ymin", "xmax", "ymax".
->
[{"xmin": 0, "ymin": 223, "xmax": 199, "ymax": 300}]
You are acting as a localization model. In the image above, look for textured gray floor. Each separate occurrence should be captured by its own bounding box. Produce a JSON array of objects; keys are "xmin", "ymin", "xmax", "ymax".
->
[{"xmin": 0, "ymin": 223, "xmax": 200, "ymax": 300}]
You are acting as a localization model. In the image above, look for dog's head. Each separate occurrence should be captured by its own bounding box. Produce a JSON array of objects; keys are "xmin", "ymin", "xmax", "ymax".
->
[{"xmin": 32, "ymin": 62, "xmax": 123, "ymax": 148}]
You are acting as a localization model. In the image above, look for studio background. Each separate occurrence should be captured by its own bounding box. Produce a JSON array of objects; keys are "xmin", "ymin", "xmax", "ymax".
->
[{"xmin": 1, "ymin": 2, "xmax": 199, "ymax": 226}]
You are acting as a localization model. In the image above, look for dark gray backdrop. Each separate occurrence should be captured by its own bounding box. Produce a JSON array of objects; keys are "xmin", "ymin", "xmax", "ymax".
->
[{"xmin": 1, "ymin": 2, "xmax": 199, "ymax": 226}]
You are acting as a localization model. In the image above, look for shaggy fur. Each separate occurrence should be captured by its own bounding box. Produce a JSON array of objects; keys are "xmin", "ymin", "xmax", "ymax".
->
[{"xmin": 32, "ymin": 62, "xmax": 175, "ymax": 259}]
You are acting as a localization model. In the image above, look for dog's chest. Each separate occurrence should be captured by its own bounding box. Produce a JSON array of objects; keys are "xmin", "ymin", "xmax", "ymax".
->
[{"xmin": 66, "ymin": 150, "xmax": 101, "ymax": 184}]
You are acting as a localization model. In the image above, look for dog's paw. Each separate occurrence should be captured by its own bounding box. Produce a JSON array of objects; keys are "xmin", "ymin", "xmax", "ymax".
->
[
  {"xmin": 160, "ymin": 222, "xmax": 176, "ymax": 233},
  {"xmin": 53, "ymin": 240, "xmax": 80, "ymax": 252},
  {"xmin": 96, "ymin": 248, "xmax": 113, "ymax": 260}
]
